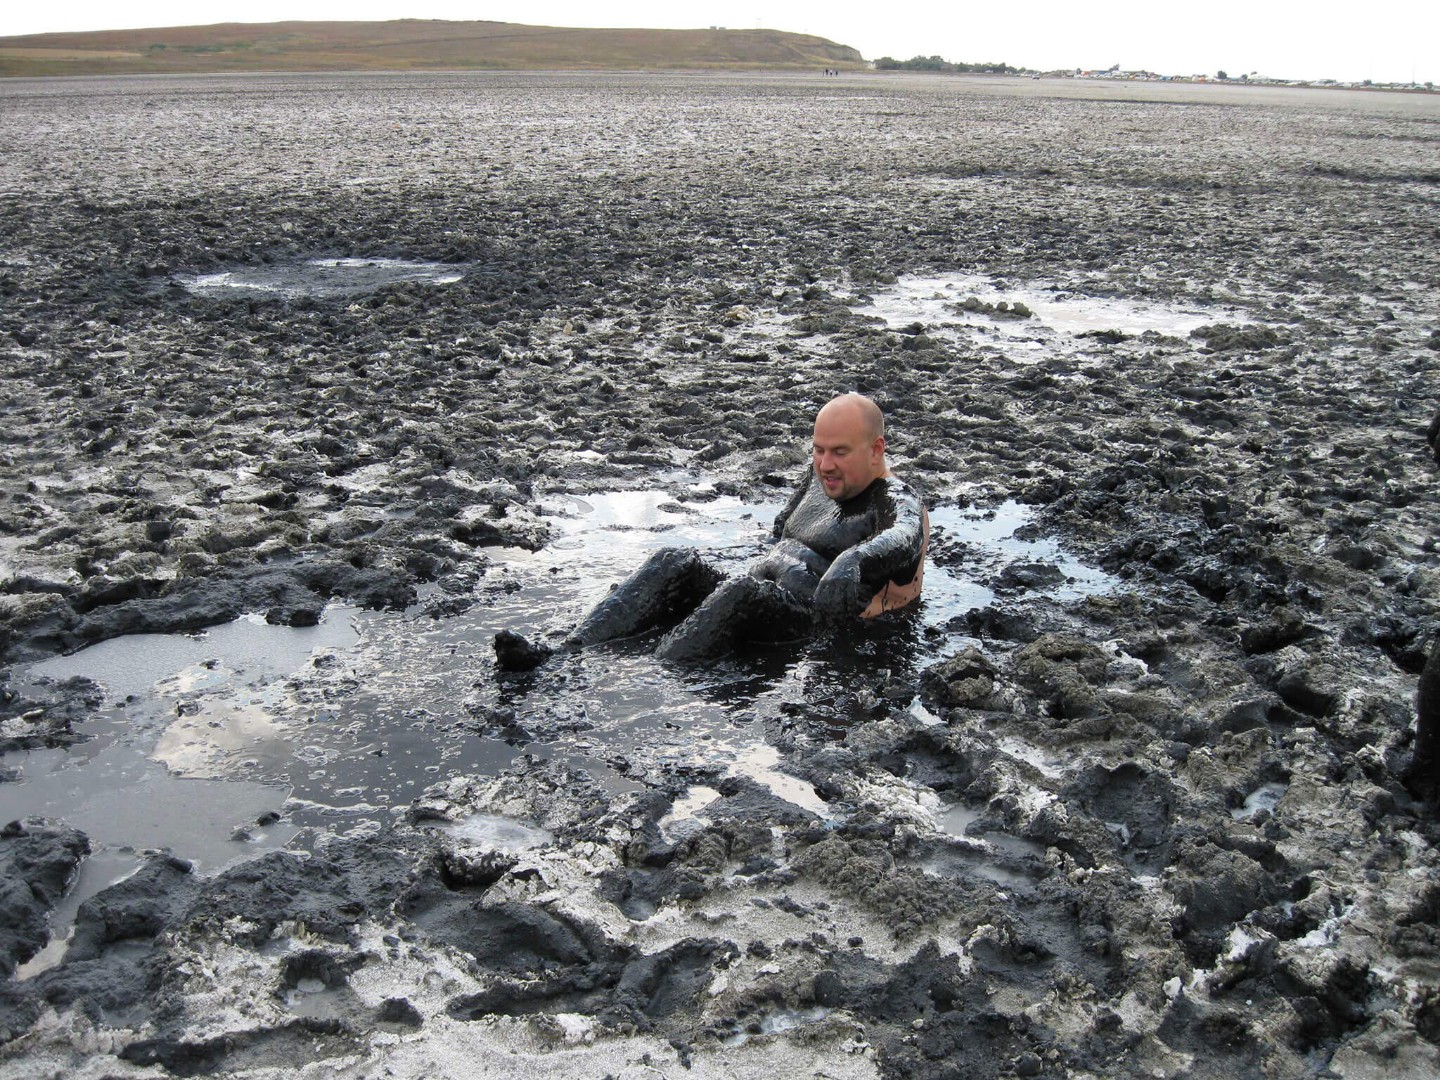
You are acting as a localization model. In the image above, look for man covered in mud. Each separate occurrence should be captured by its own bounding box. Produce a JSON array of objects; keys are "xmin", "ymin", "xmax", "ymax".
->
[{"xmin": 495, "ymin": 393, "xmax": 928, "ymax": 668}]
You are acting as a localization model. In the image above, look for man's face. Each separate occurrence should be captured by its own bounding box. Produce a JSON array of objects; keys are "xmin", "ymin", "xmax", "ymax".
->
[{"xmin": 812, "ymin": 404, "xmax": 885, "ymax": 501}]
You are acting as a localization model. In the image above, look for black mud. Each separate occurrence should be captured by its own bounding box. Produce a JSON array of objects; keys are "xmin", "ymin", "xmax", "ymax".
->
[{"xmin": 1, "ymin": 72, "xmax": 1438, "ymax": 1078}]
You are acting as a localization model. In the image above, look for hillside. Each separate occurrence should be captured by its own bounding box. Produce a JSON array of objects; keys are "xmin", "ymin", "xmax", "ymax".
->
[{"xmin": 0, "ymin": 19, "xmax": 864, "ymax": 77}]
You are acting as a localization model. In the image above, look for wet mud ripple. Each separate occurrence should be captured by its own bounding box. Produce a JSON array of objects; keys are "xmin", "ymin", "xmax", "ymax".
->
[{"xmin": 1, "ymin": 73, "xmax": 1439, "ymax": 1077}]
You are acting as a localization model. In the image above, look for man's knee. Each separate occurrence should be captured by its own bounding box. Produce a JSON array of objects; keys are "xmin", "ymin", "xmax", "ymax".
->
[
  {"xmin": 745, "ymin": 578, "xmax": 814, "ymax": 643},
  {"xmin": 655, "ymin": 576, "xmax": 812, "ymax": 662},
  {"xmin": 570, "ymin": 546, "xmax": 721, "ymax": 647}
]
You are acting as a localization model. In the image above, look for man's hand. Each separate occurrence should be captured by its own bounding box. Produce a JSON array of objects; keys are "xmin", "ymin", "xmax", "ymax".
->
[{"xmin": 813, "ymin": 549, "xmax": 864, "ymax": 626}]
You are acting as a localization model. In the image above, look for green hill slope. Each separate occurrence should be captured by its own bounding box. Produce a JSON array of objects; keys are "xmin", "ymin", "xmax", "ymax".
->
[{"xmin": 0, "ymin": 19, "xmax": 865, "ymax": 77}]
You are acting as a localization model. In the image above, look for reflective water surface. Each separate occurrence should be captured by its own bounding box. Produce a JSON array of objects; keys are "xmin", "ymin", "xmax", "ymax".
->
[{"xmin": 180, "ymin": 257, "xmax": 465, "ymax": 298}]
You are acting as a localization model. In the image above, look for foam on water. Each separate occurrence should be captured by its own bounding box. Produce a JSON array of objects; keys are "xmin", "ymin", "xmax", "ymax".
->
[
  {"xmin": 1231, "ymin": 780, "xmax": 1288, "ymax": 821},
  {"xmin": 436, "ymin": 812, "xmax": 553, "ymax": 852}
]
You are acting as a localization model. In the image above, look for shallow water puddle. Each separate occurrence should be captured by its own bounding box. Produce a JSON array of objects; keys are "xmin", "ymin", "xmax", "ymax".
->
[
  {"xmin": 907, "ymin": 698, "xmax": 945, "ymax": 726},
  {"xmin": 152, "ymin": 699, "xmax": 297, "ymax": 777},
  {"xmin": 922, "ymin": 797, "xmax": 1048, "ymax": 887},
  {"xmin": 851, "ymin": 272, "xmax": 1256, "ymax": 350},
  {"xmin": 720, "ymin": 1006, "xmax": 833, "ymax": 1046},
  {"xmin": 14, "ymin": 848, "xmax": 138, "ymax": 979},
  {"xmin": 521, "ymin": 489, "xmax": 780, "ymax": 592},
  {"xmin": 283, "ymin": 980, "xmax": 351, "ymax": 1019},
  {"xmin": 9, "ymin": 488, "xmax": 1114, "ymax": 933},
  {"xmin": 0, "ymin": 738, "xmax": 294, "ymax": 864},
  {"xmin": 992, "ymin": 734, "xmax": 1067, "ymax": 779},
  {"xmin": 27, "ymin": 611, "xmax": 359, "ymax": 701},
  {"xmin": 659, "ymin": 784, "xmax": 723, "ymax": 841},
  {"xmin": 920, "ymin": 845, "xmax": 1041, "ymax": 889},
  {"xmin": 729, "ymin": 743, "xmax": 829, "ymax": 817},
  {"xmin": 928, "ymin": 500, "xmax": 1114, "ymax": 609},
  {"xmin": 936, "ymin": 801, "xmax": 983, "ymax": 835},
  {"xmin": 179, "ymin": 257, "xmax": 464, "ymax": 298},
  {"xmin": 0, "ymin": 737, "xmax": 296, "ymax": 976}
]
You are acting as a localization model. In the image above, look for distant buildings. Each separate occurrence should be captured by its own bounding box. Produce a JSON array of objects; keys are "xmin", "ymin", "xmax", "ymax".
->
[{"xmin": 866, "ymin": 56, "xmax": 1433, "ymax": 93}]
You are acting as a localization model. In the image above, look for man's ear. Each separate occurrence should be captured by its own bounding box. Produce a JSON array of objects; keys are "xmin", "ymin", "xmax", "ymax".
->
[{"xmin": 873, "ymin": 436, "xmax": 886, "ymax": 460}]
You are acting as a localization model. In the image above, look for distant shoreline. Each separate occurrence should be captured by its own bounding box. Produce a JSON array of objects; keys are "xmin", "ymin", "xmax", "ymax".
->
[{"xmin": 2, "ymin": 68, "xmax": 1433, "ymax": 106}]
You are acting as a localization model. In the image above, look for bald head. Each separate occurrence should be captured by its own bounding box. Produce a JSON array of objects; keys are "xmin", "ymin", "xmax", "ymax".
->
[
  {"xmin": 812, "ymin": 393, "xmax": 888, "ymax": 501},
  {"xmin": 817, "ymin": 393, "xmax": 884, "ymax": 442}
]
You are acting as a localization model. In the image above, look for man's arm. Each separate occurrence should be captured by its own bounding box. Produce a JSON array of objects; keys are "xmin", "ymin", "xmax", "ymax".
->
[
  {"xmin": 771, "ymin": 468, "xmax": 815, "ymax": 539},
  {"xmin": 813, "ymin": 481, "xmax": 927, "ymax": 623}
]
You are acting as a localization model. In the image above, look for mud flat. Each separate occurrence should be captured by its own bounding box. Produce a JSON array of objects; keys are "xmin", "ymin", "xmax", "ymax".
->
[{"xmin": 1, "ymin": 71, "xmax": 1439, "ymax": 1078}]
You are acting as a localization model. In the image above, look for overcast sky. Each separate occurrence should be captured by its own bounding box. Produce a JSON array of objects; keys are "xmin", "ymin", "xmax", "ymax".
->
[{"xmin": 3, "ymin": 2, "xmax": 1436, "ymax": 85}]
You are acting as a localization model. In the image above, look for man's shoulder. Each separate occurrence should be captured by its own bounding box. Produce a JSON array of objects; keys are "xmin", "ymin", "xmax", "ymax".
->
[
  {"xmin": 871, "ymin": 475, "xmax": 926, "ymax": 508},
  {"xmin": 773, "ymin": 467, "xmax": 819, "ymax": 535}
]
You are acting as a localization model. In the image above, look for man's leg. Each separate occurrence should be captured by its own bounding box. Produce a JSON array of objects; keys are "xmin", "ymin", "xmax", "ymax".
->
[
  {"xmin": 568, "ymin": 547, "xmax": 723, "ymax": 648},
  {"xmin": 655, "ymin": 576, "xmax": 812, "ymax": 663},
  {"xmin": 1409, "ymin": 634, "xmax": 1440, "ymax": 805}
]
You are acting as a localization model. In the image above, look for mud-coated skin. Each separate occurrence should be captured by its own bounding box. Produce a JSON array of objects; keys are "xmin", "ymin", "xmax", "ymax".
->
[
  {"xmin": 569, "ymin": 472, "xmax": 927, "ymax": 659},
  {"xmin": 773, "ymin": 471, "xmax": 927, "ymax": 623},
  {"xmin": 493, "ymin": 629, "xmax": 554, "ymax": 672},
  {"xmin": 747, "ymin": 538, "xmax": 829, "ymax": 600},
  {"xmin": 656, "ymin": 576, "xmax": 814, "ymax": 663},
  {"xmin": 569, "ymin": 548, "xmax": 813, "ymax": 660},
  {"xmin": 1411, "ymin": 636, "xmax": 1440, "ymax": 803},
  {"xmin": 569, "ymin": 548, "xmax": 723, "ymax": 648}
]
